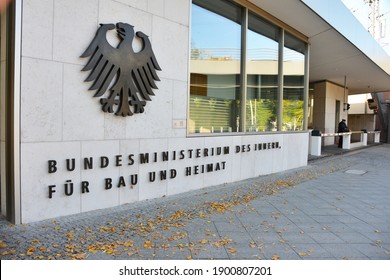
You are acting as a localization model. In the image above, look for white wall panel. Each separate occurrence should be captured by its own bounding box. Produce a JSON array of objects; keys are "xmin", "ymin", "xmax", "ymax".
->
[
  {"xmin": 53, "ymin": 0, "xmax": 99, "ymax": 64},
  {"xmin": 22, "ymin": 0, "xmax": 54, "ymax": 59},
  {"xmin": 21, "ymin": 58, "xmax": 63, "ymax": 142},
  {"xmin": 21, "ymin": 142, "xmax": 81, "ymax": 223},
  {"xmin": 63, "ymin": 64, "xmax": 105, "ymax": 141}
]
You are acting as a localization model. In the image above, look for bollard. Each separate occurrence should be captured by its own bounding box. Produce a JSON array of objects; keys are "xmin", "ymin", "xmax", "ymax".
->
[
  {"xmin": 374, "ymin": 131, "xmax": 380, "ymax": 143},
  {"xmin": 342, "ymin": 133, "xmax": 351, "ymax": 149},
  {"xmin": 310, "ymin": 130, "xmax": 322, "ymax": 156},
  {"xmin": 362, "ymin": 131, "xmax": 367, "ymax": 146}
]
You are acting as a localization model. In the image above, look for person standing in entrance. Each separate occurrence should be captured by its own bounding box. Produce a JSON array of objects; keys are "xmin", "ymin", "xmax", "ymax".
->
[{"xmin": 337, "ymin": 119, "xmax": 349, "ymax": 148}]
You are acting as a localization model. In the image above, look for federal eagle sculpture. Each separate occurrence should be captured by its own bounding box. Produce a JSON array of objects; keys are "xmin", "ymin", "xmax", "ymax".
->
[{"xmin": 81, "ymin": 23, "xmax": 162, "ymax": 117}]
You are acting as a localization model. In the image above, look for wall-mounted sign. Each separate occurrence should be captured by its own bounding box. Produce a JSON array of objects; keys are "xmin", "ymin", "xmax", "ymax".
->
[
  {"xmin": 45, "ymin": 141, "xmax": 281, "ymax": 199},
  {"xmin": 81, "ymin": 22, "xmax": 162, "ymax": 117}
]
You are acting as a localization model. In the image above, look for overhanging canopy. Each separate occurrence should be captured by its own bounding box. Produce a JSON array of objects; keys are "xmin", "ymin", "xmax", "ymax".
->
[{"xmin": 248, "ymin": 0, "xmax": 390, "ymax": 94}]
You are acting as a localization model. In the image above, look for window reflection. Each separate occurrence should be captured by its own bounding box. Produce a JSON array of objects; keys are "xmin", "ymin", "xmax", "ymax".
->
[
  {"xmin": 283, "ymin": 32, "xmax": 305, "ymax": 131},
  {"xmin": 246, "ymin": 13, "xmax": 279, "ymax": 132},
  {"xmin": 189, "ymin": 1, "xmax": 241, "ymax": 134}
]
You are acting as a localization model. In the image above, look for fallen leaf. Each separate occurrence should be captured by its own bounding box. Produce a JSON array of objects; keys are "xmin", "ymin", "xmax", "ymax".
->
[
  {"xmin": 198, "ymin": 212, "xmax": 207, "ymax": 218},
  {"xmin": 122, "ymin": 240, "xmax": 134, "ymax": 247},
  {"xmin": 276, "ymin": 181, "xmax": 291, "ymax": 186},
  {"xmin": 88, "ymin": 247, "xmax": 98, "ymax": 254},
  {"xmin": 72, "ymin": 253, "xmax": 86, "ymax": 260},
  {"xmin": 143, "ymin": 240, "xmax": 154, "ymax": 249},
  {"xmin": 0, "ymin": 241, "xmax": 7, "ymax": 249},
  {"xmin": 271, "ymin": 255, "xmax": 280, "ymax": 260},
  {"xmin": 212, "ymin": 238, "xmax": 231, "ymax": 248},
  {"xmin": 66, "ymin": 231, "xmax": 75, "ymax": 239},
  {"xmin": 85, "ymin": 227, "xmax": 93, "ymax": 233},
  {"xmin": 249, "ymin": 241, "xmax": 257, "ymax": 248},
  {"xmin": 26, "ymin": 247, "xmax": 36, "ymax": 256},
  {"xmin": 2, "ymin": 250, "xmax": 15, "ymax": 256},
  {"xmin": 208, "ymin": 202, "xmax": 230, "ymax": 213},
  {"xmin": 168, "ymin": 232, "xmax": 188, "ymax": 241},
  {"xmin": 99, "ymin": 226, "xmax": 116, "ymax": 233},
  {"xmin": 228, "ymin": 247, "xmax": 238, "ymax": 254},
  {"xmin": 168, "ymin": 210, "xmax": 187, "ymax": 221},
  {"xmin": 39, "ymin": 246, "xmax": 48, "ymax": 253}
]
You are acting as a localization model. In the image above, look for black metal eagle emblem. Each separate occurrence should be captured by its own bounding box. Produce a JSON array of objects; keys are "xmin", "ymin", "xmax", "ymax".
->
[{"xmin": 81, "ymin": 23, "xmax": 162, "ymax": 117}]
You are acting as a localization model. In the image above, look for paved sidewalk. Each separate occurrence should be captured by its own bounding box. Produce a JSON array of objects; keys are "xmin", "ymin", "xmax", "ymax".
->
[{"xmin": 1, "ymin": 145, "xmax": 389, "ymax": 260}]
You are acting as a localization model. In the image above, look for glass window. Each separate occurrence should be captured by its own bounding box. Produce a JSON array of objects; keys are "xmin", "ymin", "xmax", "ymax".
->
[
  {"xmin": 283, "ymin": 32, "xmax": 305, "ymax": 131},
  {"xmin": 246, "ymin": 13, "xmax": 279, "ymax": 132},
  {"xmin": 189, "ymin": 0, "xmax": 307, "ymax": 134},
  {"xmin": 189, "ymin": 0, "xmax": 242, "ymax": 134}
]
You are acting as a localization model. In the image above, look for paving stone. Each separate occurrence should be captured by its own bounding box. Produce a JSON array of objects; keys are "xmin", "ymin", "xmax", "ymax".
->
[
  {"xmin": 350, "ymin": 243, "xmax": 390, "ymax": 260},
  {"xmin": 334, "ymin": 231, "xmax": 374, "ymax": 244},
  {"xmin": 260, "ymin": 243, "xmax": 301, "ymax": 260},
  {"xmin": 319, "ymin": 243, "xmax": 369, "ymax": 260},
  {"xmin": 290, "ymin": 243, "xmax": 335, "ymax": 259},
  {"xmin": 86, "ymin": 251, "xmax": 115, "ymax": 260},
  {"xmin": 279, "ymin": 231, "xmax": 318, "ymax": 244},
  {"xmin": 306, "ymin": 231, "xmax": 347, "ymax": 244}
]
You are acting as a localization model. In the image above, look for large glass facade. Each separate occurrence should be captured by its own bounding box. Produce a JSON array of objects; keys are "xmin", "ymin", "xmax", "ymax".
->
[{"xmin": 190, "ymin": 0, "xmax": 308, "ymax": 135}]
